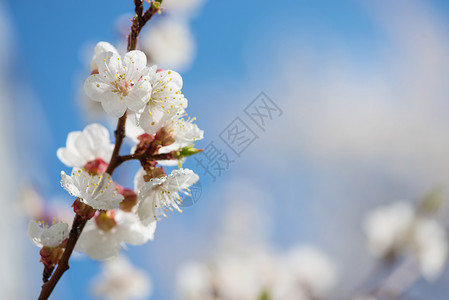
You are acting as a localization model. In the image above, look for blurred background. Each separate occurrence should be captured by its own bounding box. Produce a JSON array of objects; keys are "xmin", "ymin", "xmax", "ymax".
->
[{"xmin": 2, "ymin": 0, "xmax": 449, "ymax": 299}]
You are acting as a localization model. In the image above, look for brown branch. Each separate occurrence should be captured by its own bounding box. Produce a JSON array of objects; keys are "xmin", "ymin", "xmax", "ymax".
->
[
  {"xmin": 105, "ymin": 112, "xmax": 128, "ymax": 175},
  {"xmin": 38, "ymin": 214, "xmax": 86, "ymax": 300},
  {"xmin": 117, "ymin": 152, "xmax": 176, "ymax": 165},
  {"xmin": 127, "ymin": 0, "xmax": 160, "ymax": 52},
  {"xmin": 37, "ymin": 1, "xmax": 161, "ymax": 299}
]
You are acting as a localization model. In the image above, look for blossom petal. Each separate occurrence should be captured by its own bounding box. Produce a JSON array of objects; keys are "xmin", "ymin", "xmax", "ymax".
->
[
  {"xmin": 76, "ymin": 221, "xmax": 121, "ymax": 260},
  {"xmin": 117, "ymin": 211, "xmax": 156, "ymax": 245},
  {"xmin": 138, "ymin": 194, "xmax": 158, "ymax": 225},
  {"xmin": 73, "ymin": 132, "xmax": 95, "ymax": 162},
  {"xmin": 123, "ymin": 50, "xmax": 148, "ymax": 82},
  {"xmin": 100, "ymin": 94, "xmax": 128, "ymax": 118},
  {"xmin": 134, "ymin": 168, "xmax": 146, "ymax": 191},
  {"xmin": 61, "ymin": 170, "xmax": 81, "ymax": 197},
  {"xmin": 28, "ymin": 220, "xmax": 44, "ymax": 247},
  {"xmin": 91, "ymin": 42, "xmax": 119, "ymax": 72},
  {"xmin": 96, "ymin": 51, "xmax": 123, "ymax": 80},
  {"xmin": 57, "ymin": 148, "xmax": 85, "ymax": 167},
  {"xmin": 166, "ymin": 168, "xmax": 199, "ymax": 191},
  {"xmin": 84, "ymin": 74, "xmax": 112, "ymax": 102},
  {"xmin": 83, "ymin": 123, "xmax": 114, "ymax": 162},
  {"xmin": 139, "ymin": 103, "xmax": 181, "ymax": 134},
  {"xmin": 124, "ymin": 77, "xmax": 152, "ymax": 112},
  {"xmin": 40, "ymin": 222, "xmax": 69, "ymax": 247}
]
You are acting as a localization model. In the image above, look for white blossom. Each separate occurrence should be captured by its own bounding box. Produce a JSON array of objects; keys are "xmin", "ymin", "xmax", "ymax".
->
[
  {"xmin": 413, "ymin": 218, "xmax": 448, "ymax": 280},
  {"xmin": 159, "ymin": 114, "xmax": 204, "ymax": 153},
  {"xmin": 92, "ymin": 255, "xmax": 152, "ymax": 300},
  {"xmin": 57, "ymin": 123, "xmax": 114, "ymax": 167},
  {"xmin": 273, "ymin": 245, "xmax": 337, "ymax": 300},
  {"xmin": 176, "ymin": 246, "xmax": 335, "ymax": 300},
  {"xmin": 163, "ymin": 0, "xmax": 205, "ymax": 18},
  {"xmin": 363, "ymin": 201, "xmax": 448, "ymax": 281},
  {"xmin": 363, "ymin": 201, "xmax": 414, "ymax": 258},
  {"xmin": 125, "ymin": 114, "xmax": 145, "ymax": 143},
  {"xmin": 84, "ymin": 50, "xmax": 152, "ymax": 118},
  {"xmin": 76, "ymin": 210, "xmax": 156, "ymax": 260},
  {"xmin": 140, "ymin": 68, "xmax": 187, "ymax": 134},
  {"xmin": 90, "ymin": 41, "xmax": 119, "ymax": 73},
  {"xmin": 215, "ymin": 251, "xmax": 280, "ymax": 300},
  {"xmin": 176, "ymin": 262, "xmax": 214, "ymax": 300},
  {"xmin": 141, "ymin": 19, "xmax": 195, "ymax": 71},
  {"xmin": 28, "ymin": 220, "xmax": 69, "ymax": 248},
  {"xmin": 176, "ymin": 252, "xmax": 276, "ymax": 300},
  {"xmin": 60, "ymin": 167, "xmax": 124, "ymax": 210},
  {"xmin": 135, "ymin": 168, "xmax": 198, "ymax": 224}
]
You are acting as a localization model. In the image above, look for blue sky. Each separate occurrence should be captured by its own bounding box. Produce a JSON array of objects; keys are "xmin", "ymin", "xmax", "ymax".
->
[{"xmin": 5, "ymin": 0, "xmax": 449, "ymax": 299}]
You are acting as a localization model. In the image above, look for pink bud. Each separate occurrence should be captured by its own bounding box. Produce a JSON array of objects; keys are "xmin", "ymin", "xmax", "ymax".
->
[
  {"xmin": 84, "ymin": 158, "xmax": 108, "ymax": 175},
  {"xmin": 72, "ymin": 199, "xmax": 96, "ymax": 220},
  {"xmin": 95, "ymin": 210, "xmax": 117, "ymax": 232},
  {"xmin": 120, "ymin": 189, "xmax": 138, "ymax": 212}
]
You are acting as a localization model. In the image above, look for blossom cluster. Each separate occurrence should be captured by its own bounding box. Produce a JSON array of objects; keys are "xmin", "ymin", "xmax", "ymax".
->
[
  {"xmin": 176, "ymin": 245, "xmax": 337, "ymax": 300},
  {"xmin": 28, "ymin": 41, "xmax": 203, "ymax": 263},
  {"xmin": 363, "ymin": 200, "xmax": 448, "ymax": 281}
]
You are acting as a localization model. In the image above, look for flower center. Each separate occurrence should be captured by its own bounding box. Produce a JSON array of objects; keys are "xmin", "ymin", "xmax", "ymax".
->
[{"xmin": 111, "ymin": 74, "xmax": 134, "ymax": 97}]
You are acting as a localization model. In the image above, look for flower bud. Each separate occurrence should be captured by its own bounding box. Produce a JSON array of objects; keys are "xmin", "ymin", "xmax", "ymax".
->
[
  {"xmin": 134, "ymin": 133, "xmax": 156, "ymax": 155},
  {"xmin": 95, "ymin": 210, "xmax": 117, "ymax": 232},
  {"xmin": 84, "ymin": 158, "xmax": 108, "ymax": 175},
  {"xmin": 176, "ymin": 146, "xmax": 203, "ymax": 158},
  {"xmin": 40, "ymin": 246, "xmax": 64, "ymax": 267},
  {"xmin": 155, "ymin": 127, "xmax": 175, "ymax": 146},
  {"xmin": 120, "ymin": 189, "xmax": 138, "ymax": 212},
  {"xmin": 144, "ymin": 166, "xmax": 166, "ymax": 181},
  {"xmin": 73, "ymin": 198, "xmax": 96, "ymax": 220}
]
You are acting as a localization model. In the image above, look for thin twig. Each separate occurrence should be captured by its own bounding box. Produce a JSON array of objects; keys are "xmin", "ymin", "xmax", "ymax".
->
[
  {"xmin": 127, "ymin": 0, "xmax": 159, "ymax": 52},
  {"xmin": 105, "ymin": 112, "xmax": 128, "ymax": 175},
  {"xmin": 117, "ymin": 152, "xmax": 176, "ymax": 166}
]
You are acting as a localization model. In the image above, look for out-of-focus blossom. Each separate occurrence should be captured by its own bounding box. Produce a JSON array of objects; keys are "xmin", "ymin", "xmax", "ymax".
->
[
  {"xmin": 273, "ymin": 245, "xmax": 337, "ymax": 300},
  {"xmin": 20, "ymin": 185, "xmax": 45, "ymax": 220},
  {"xmin": 176, "ymin": 262, "xmax": 214, "ymax": 300},
  {"xmin": 141, "ymin": 19, "xmax": 195, "ymax": 71},
  {"xmin": 92, "ymin": 255, "xmax": 152, "ymax": 300},
  {"xmin": 176, "ymin": 246, "xmax": 336, "ymax": 300},
  {"xmin": 363, "ymin": 201, "xmax": 448, "ymax": 281},
  {"xmin": 57, "ymin": 123, "xmax": 114, "ymax": 168},
  {"xmin": 163, "ymin": 0, "xmax": 205, "ymax": 18},
  {"xmin": 28, "ymin": 220, "xmax": 69, "ymax": 248},
  {"xmin": 412, "ymin": 218, "xmax": 448, "ymax": 280},
  {"xmin": 84, "ymin": 50, "xmax": 152, "ymax": 118},
  {"xmin": 20, "ymin": 185, "xmax": 75, "ymax": 226},
  {"xmin": 76, "ymin": 210, "xmax": 156, "ymax": 260},
  {"xmin": 363, "ymin": 201, "xmax": 415, "ymax": 258},
  {"xmin": 61, "ymin": 167, "xmax": 124, "ymax": 210}
]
